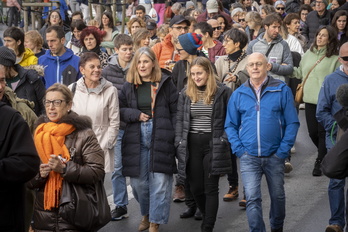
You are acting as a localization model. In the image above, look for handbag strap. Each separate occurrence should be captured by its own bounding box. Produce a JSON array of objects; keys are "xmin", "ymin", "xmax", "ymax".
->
[
  {"xmin": 265, "ymin": 43, "xmax": 275, "ymax": 57},
  {"xmin": 302, "ymin": 55, "xmax": 326, "ymax": 86},
  {"xmin": 69, "ymin": 134, "xmax": 78, "ymax": 161}
]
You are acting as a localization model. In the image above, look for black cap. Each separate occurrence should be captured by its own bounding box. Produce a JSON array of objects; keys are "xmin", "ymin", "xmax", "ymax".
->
[
  {"xmin": 169, "ymin": 15, "xmax": 190, "ymax": 27},
  {"xmin": 146, "ymin": 19, "xmax": 157, "ymax": 30}
]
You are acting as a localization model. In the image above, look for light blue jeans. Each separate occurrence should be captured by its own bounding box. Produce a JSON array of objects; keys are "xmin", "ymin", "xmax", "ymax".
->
[
  {"xmin": 111, "ymin": 129, "xmax": 128, "ymax": 207},
  {"xmin": 328, "ymin": 178, "xmax": 346, "ymax": 229},
  {"xmin": 130, "ymin": 120, "xmax": 173, "ymax": 224},
  {"xmin": 240, "ymin": 153, "xmax": 285, "ymax": 232}
]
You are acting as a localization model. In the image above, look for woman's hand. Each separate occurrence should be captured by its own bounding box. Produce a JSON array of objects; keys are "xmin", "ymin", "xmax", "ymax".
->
[
  {"xmin": 224, "ymin": 73, "xmax": 237, "ymax": 83},
  {"xmin": 139, "ymin": 113, "xmax": 150, "ymax": 122},
  {"xmin": 48, "ymin": 155, "xmax": 66, "ymax": 174},
  {"xmin": 40, "ymin": 163, "xmax": 51, "ymax": 178}
]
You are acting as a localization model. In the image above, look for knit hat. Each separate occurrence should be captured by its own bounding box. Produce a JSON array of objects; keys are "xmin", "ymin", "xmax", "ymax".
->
[
  {"xmin": 178, "ymin": 33, "xmax": 203, "ymax": 55},
  {"xmin": 231, "ymin": 8, "xmax": 243, "ymax": 18},
  {"xmin": 186, "ymin": 1, "xmax": 195, "ymax": 9},
  {"xmin": 206, "ymin": 0, "xmax": 219, "ymax": 14},
  {"xmin": 0, "ymin": 46, "xmax": 16, "ymax": 67},
  {"xmin": 274, "ymin": 0, "xmax": 286, "ymax": 8}
]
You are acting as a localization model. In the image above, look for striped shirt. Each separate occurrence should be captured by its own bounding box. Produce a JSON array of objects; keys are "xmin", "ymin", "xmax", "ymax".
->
[{"xmin": 190, "ymin": 96, "xmax": 213, "ymax": 133}]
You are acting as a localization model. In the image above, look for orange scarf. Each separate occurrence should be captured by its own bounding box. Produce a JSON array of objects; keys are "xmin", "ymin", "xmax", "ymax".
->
[{"xmin": 34, "ymin": 122, "xmax": 75, "ymax": 210}]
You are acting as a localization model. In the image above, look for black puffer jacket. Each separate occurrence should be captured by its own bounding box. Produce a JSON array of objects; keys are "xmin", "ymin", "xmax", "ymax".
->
[
  {"xmin": 13, "ymin": 64, "xmax": 46, "ymax": 116},
  {"xmin": 175, "ymin": 83, "xmax": 233, "ymax": 179},
  {"xmin": 28, "ymin": 112, "xmax": 105, "ymax": 232},
  {"xmin": 119, "ymin": 71, "xmax": 178, "ymax": 177}
]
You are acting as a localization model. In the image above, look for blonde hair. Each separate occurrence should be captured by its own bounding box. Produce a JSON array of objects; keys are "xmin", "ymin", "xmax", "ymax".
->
[
  {"xmin": 25, "ymin": 30, "xmax": 44, "ymax": 50},
  {"xmin": 157, "ymin": 24, "xmax": 170, "ymax": 38},
  {"xmin": 133, "ymin": 28, "xmax": 151, "ymax": 50},
  {"xmin": 186, "ymin": 57, "xmax": 217, "ymax": 104},
  {"xmin": 87, "ymin": 19, "xmax": 100, "ymax": 28},
  {"xmin": 126, "ymin": 47, "xmax": 162, "ymax": 85},
  {"xmin": 127, "ymin": 17, "xmax": 146, "ymax": 35}
]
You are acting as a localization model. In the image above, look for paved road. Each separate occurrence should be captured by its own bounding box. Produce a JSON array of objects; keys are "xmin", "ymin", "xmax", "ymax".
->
[{"xmin": 100, "ymin": 110, "xmax": 334, "ymax": 232}]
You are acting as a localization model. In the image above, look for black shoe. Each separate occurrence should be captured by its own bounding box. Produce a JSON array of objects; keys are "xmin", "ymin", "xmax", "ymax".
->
[
  {"xmin": 312, "ymin": 160, "xmax": 322, "ymax": 176},
  {"xmin": 271, "ymin": 227, "xmax": 283, "ymax": 232},
  {"xmin": 180, "ymin": 207, "xmax": 196, "ymax": 218},
  {"xmin": 111, "ymin": 206, "xmax": 129, "ymax": 221},
  {"xmin": 194, "ymin": 209, "xmax": 202, "ymax": 220}
]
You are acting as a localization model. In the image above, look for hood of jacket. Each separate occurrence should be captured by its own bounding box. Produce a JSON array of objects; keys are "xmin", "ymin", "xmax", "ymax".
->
[
  {"xmin": 108, "ymin": 53, "xmax": 132, "ymax": 72},
  {"xmin": 76, "ymin": 77, "xmax": 113, "ymax": 95},
  {"xmin": 4, "ymin": 86, "xmax": 35, "ymax": 110},
  {"xmin": 21, "ymin": 48, "xmax": 36, "ymax": 61},
  {"xmin": 43, "ymin": 47, "xmax": 76, "ymax": 62}
]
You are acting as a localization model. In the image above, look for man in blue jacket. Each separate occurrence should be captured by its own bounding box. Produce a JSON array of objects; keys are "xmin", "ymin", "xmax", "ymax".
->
[
  {"xmin": 39, "ymin": 25, "xmax": 80, "ymax": 88},
  {"xmin": 316, "ymin": 42, "xmax": 348, "ymax": 232},
  {"xmin": 225, "ymin": 52, "xmax": 299, "ymax": 232}
]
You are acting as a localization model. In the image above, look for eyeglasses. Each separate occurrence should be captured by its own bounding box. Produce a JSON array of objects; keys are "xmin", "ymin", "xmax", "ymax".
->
[
  {"xmin": 238, "ymin": 18, "xmax": 245, "ymax": 22},
  {"xmin": 172, "ymin": 26, "xmax": 189, "ymax": 31},
  {"xmin": 51, "ymin": 15, "xmax": 60, "ymax": 19},
  {"xmin": 276, "ymin": 7, "xmax": 285, "ymax": 10},
  {"xmin": 44, "ymin": 99, "xmax": 66, "ymax": 107},
  {"xmin": 247, "ymin": 62, "xmax": 264, "ymax": 68},
  {"xmin": 315, "ymin": 1, "xmax": 324, "ymax": 4},
  {"xmin": 212, "ymin": 26, "xmax": 222, "ymax": 31},
  {"xmin": 340, "ymin": 56, "xmax": 348, "ymax": 61},
  {"xmin": 176, "ymin": 48, "xmax": 185, "ymax": 52}
]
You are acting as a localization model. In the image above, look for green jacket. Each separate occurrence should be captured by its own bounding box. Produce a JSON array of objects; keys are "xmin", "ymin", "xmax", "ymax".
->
[
  {"xmin": 293, "ymin": 47, "xmax": 340, "ymax": 104},
  {"xmin": 4, "ymin": 87, "xmax": 37, "ymax": 133}
]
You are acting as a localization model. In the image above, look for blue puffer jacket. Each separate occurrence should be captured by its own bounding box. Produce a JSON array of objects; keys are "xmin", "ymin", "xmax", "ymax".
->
[
  {"xmin": 316, "ymin": 66, "xmax": 348, "ymax": 149},
  {"xmin": 225, "ymin": 76, "xmax": 300, "ymax": 159},
  {"xmin": 38, "ymin": 48, "xmax": 81, "ymax": 88}
]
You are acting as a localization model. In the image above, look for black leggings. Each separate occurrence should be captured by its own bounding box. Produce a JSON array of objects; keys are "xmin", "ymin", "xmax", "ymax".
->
[
  {"xmin": 187, "ymin": 133, "xmax": 220, "ymax": 229},
  {"xmin": 305, "ymin": 103, "xmax": 327, "ymax": 161}
]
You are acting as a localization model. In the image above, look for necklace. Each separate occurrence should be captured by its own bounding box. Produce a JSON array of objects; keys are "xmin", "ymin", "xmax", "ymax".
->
[{"xmin": 228, "ymin": 51, "xmax": 247, "ymax": 75}]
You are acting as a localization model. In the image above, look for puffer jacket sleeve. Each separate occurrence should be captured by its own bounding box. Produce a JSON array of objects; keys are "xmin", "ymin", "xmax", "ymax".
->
[
  {"xmin": 63, "ymin": 129, "xmax": 105, "ymax": 184},
  {"xmin": 106, "ymin": 86, "xmax": 120, "ymax": 149},
  {"xmin": 119, "ymin": 82, "xmax": 142, "ymax": 123},
  {"xmin": 175, "ymin": 91, "xmax": 186, "ymax": 180}
]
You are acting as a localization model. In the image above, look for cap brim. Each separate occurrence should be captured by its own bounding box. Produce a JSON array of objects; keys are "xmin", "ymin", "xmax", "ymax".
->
[{"xmin": 171, "ymin": 19, "xmax": 190, "ymax": 27}]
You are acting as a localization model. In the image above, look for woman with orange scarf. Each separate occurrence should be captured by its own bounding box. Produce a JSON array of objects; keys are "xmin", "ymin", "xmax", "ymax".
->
[{"xmin": 28, "ymin": 83, "xmax": 105, "ymax": 231}]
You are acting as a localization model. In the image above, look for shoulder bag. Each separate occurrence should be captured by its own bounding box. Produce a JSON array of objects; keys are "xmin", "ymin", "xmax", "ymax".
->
[
  {"xmin": 59, "ymin": 135, "xmax": 111, "ymax": 231},
  {"xmin": 295, "ymin": 55, "xmax": 325, "ymax": 104}
]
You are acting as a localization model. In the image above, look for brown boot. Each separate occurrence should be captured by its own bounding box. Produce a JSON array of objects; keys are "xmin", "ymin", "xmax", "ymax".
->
[
  {"xmin": 223, "ymin": 186, "xmax": 239, "ymax": 201},
  {"xmin": 138, "ymin": 215, "xmax": 150, "ymax": 231},
  {"xmin": 149, "ymin": 222, "xmax": 160, "ymax": 232},
  {"xmin": 173, "ymin": 185, "xmax": 185, "ymax": 202}
]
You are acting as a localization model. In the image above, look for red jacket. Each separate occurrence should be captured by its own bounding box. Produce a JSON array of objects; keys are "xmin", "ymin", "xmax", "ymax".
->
[
  {"xmin": 152, "ymin": 34, "xmax": 180, "ymax": 69},
  {"xmin": 198, "ymin": 40, "xmax": 226, "ymax": 64}
]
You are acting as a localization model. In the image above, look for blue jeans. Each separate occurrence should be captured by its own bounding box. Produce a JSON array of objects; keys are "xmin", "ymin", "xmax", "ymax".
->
[
  {"xmin": 130, "ymin": 120, "xmax": 173, "ymax": 224},
  {"xmin": 328, "ymin": 178, "xmax": 346, "ymax": 228},
  {"xmin": 240, "ymin": 153, "xmax": 285, "ymax": 232},
  {"xmin": 111, "ymin": 129, "xmax": 128, "ymax": 207}
]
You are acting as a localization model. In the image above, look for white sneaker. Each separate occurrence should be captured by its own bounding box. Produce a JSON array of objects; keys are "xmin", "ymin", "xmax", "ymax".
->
[
  {"xmin": 299, "ymin": 103, "xmax": 305, "ymax": 110},
  {"xmin": 285, "ymin": 161, "xmax": 293, "ymax": 173},
  {"xmin": 291, "ymin": 146, "xmax": 296, "ymax": 154}
]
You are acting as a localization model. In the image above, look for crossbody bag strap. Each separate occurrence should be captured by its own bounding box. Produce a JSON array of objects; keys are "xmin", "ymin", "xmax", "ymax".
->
[
  {"xmin": 265, "ymin": 43, "xmax": 275, "ymax": 57},
  {"xmin": 302, "ymin": 55, "xmax": 326, "ymax": 86},
  {"xmin": 69, "ymin": 133, "xmax": 78, "ymax": 161}
]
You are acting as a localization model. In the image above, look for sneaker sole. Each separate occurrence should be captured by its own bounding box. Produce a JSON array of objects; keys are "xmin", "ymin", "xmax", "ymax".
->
[
  {"xmin": 173, "ymin": 198, "xmax": 185, "ymax": 202},
  {"xmin": 239, "ymin": 202, "xmax": 246, "ymax": 208},
  {"xmin": 111, "ymin": 214, "xmax": 129, "ymax": 221},
  {"xmin": 223, "ymin": 196, "xmax": 238, "ymax": 202}
]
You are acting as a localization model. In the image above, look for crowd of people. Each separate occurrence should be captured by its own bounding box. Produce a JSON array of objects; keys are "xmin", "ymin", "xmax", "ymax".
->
[{"xmin": 2, "ymin": 0, "xmax": 348, "ymax": 231}]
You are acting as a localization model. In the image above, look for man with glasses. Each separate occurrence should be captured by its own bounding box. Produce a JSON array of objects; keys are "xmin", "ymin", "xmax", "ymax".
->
[
  {"xmin": 225, "ymin": 52, "xmax": 299, "ymax": 232},
  {"xmin": 152, "ymin": 15, "xmax": 190, "ymax": 69},
  {"xmin": 207, "ymin": 19, "xmax": 223, "ymax": 42},
  {"xmin": 301, "ymin": 0, "xmax": 330, "ymax": 50},
  {"xmin": 316, "ymin": 42, "xmax": 348, "ymax": 232}
]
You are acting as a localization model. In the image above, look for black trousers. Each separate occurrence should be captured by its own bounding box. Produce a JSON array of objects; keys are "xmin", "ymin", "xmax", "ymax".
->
[
  {"xmin": 187, "ymin": 133, "xmax": 220, "ymax": 229},
  {"xmin": 305, "ymin": 103, "xmax": 327, "ymax": 161}
]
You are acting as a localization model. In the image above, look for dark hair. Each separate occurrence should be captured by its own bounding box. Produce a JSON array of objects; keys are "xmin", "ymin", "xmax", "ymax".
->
[
  {"xmin": 47, "ymin": 9, "xmax": 63, "ymax": 26},
  {"xmin": 79, "ymin": 52, "xmax": 100, "ymax": 68},
  {"xmin": 284, "ymin": 13, "xmax": 301, "ymax": 26},
  {"xmin": 224, "ymin": 28, "xmax": 248, "ymax": 49},
  {"xmin": 70, "ymin": 19, "xmax": 87, "ymax": 32},
  {"xmin": 194, "ymin": 22, "xmax": 213, "ymax": 37},
  {"xmin": 299, "ymin": 4, "xmax": 313, "ymax": 19},
  {"xmin": 46, "ymin": 25, "xmax": 65, "ymax": 39},
  {"xmin": 99, "ymin": 11, "xmax": 114, "ymax": 29},
  {"xmin": 46, "ymin": 83, "xmax": 73, "ymax": 104},
  {"xmin": 212, "ymin": 14, "xmax": 231, "ymax": 31},
  {"xmin": 135, "ymin": 5, "xmax": 146, "ymax": 13},
  {"xmin": 262, "ymin": 13, "xmax": 283, "ymax": 27},
  {"xmin": 335, "ymin": 0, "xmax": 346, "ymax": 8},
  {"xmin": 331, "ymin": 10, "xmax": 348, "ymax": 36},
  {"xmin": 3, "ymin": 27, "xmax": 25, "ymax": 56},
  {"xmin": 114, "ymin": 34, "xmax": 133, "ymax": 48},
  {"xmin": 263, "ymin": 0, "xmax": 274, "ymax": 5},
  {"xmin": 80, "ymin": 27, "xmax": 103, "ymax": 47},
  {"xmin": 310, "ymin": 25, "xmax": 339, "ymax": 57},
  {"xmin": 261, "ymin": 5, "xmax": 276, "ymax": 15},
  {"xmin": 184, "ymin": 8, "xmax": 194, "ymax": 17},
  {"xmin": 71, "ymin": 11, "xmax": 84, "ymax": 19}
]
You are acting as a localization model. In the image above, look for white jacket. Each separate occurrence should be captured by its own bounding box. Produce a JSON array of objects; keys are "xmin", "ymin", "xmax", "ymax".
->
[{"xmin": 70, "ymin": 78, "xmax": 120, "ymax": 173}]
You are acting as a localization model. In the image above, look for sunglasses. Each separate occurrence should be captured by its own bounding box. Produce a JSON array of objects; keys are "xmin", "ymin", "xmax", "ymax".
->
[
  {"xmin": 340, "ymin": 56, "xmax": 348, "ymax": 61},
  {"xmin": 276, "ymin": 7, "xmax": 285, "ymax": 10},
  {"xmin": 238, "ymin": 18, "xmax": 245, "ymax": 22},
  {"xmin": 213, "ymin": 26, "xmax": 222, "ymax": 31},
  {"xmin": 172, "ymin": 26, "xmax": 189, "ymax": 31},
  {"xmin": 176, "ymin": 48, "xmax": 185, "ymax": 52}
]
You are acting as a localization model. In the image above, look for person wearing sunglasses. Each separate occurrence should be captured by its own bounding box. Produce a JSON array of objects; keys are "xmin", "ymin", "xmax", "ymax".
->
[
  {"xmin": 194, "ymin": 22, "xmax": 226, "ymax": 64},
  {"xmin": 274, "ymin": 1, "xmax": 287, "ymax": 19},
  {"xmin": 301, "ymin": 0, "xmax": 330, "ymax": 50},
  {"xmin": 207, "ymin": 19, "xmax": 223, "ymax": 42}
]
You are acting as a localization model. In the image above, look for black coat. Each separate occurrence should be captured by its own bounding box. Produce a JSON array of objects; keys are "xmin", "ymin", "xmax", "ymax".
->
[
  {"xmin": 14, "ymin": 65, "xmax": 46, "ymax": 116},
  {"xmin": 119, "ymin": 72, "xmax": 178, "ymax": 177},
  {"xmin": 0, "ymin": 102, "xmax": 40, "ymax": 232},
  {"xmin": 175, "ymin": 83, "xmax": 233, "ymax": 180}
]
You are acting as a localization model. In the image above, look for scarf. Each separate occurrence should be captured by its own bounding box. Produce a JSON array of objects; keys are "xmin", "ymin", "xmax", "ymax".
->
[
  {"xmin": 82, "ymin": 45, "xmax": 101, "ymax": 55},
  {"xmin": 71, "ymin": 35, "xmax": 82, "ymax": 48},
  {"xmin": 228, "ymin": 50, "xmax": 243, "ymax": 62},
  {"xmin": 34, "ymin": 122, "xmax": 76, "ymax": 210}
]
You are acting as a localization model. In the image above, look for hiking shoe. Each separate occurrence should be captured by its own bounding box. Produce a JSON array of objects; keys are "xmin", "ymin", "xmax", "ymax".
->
[
  {"xmin": 223, "ymin": 186, "xmax": 239, "ymax": 201},
  {"xmin": 284, "ymin": 161, "xmax": 293, "ymax": 173},
  {"xmin": 111, "ymin": 206, "xmax": 128, "ymax": 221},
  {"xmin": 325, "ymin": 224, "xmax": 343, "ymax": 232},
  {"xmin": 312, "ymin": 160, "xmax": 322, "ymax": 176},
  {"xmin": 239, "ymin": 198, "xmax": 246, "ymax": 208},
  {"xmin": 149, "ymin": 222, "xmax": 159, "ymax": 232},
  {"xmin": 291, "ymin": 146, "xmax": 296, "ymax": 153},
  {"xmin": 138, "ymin": 215, "xmax": 150, "ymax": 231},
  {"xmin": 173, "ymin": 185, "xmax": 185, "ymax": 202}
]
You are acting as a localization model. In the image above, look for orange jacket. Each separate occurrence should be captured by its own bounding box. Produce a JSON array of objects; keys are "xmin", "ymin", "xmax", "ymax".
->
[{"xmin": 152, "ymin": 33, "xmax": 180, "ymax": 69}]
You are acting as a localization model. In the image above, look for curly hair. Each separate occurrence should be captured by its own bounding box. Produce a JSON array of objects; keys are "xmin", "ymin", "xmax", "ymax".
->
[
  {"xmin": 127, "ymin": 17, "xmax": 146, "ymax": 35},
  {"xmin": 80, "ymin": 27, "xmax": 104, "ymax": 47}
]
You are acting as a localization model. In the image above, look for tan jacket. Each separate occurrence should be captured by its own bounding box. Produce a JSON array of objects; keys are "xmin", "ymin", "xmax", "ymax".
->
[{"xmin": 70, "ymin": 78, "xmax": 120, "ymax": 173}]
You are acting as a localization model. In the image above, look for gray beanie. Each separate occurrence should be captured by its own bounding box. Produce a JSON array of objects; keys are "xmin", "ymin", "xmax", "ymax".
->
[{"xmin": 0, "ymin": 46, "xmax": 16, "ymax": 67}]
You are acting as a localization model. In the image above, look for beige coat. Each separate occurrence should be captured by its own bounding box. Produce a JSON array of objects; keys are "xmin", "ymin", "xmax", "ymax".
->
[{"xmin": 70, "ymin": 78, "xmax": 120, "ymax": 173}]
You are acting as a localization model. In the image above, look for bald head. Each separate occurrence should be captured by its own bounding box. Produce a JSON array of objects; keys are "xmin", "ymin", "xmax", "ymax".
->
[
  {"xmin": 207, "ymin": 19, "xmax": 221, "ymax": 40},
  {"xmin": 246, "ymin": 52, "xmax": 271, "ymax": 84},
  {"xmin": 339, "ymin": 42, "xmax": 348, "ymax": 57},
  {"xmin": 339, "ymin": 42, "xmax": 348, "ymax": 75}
]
